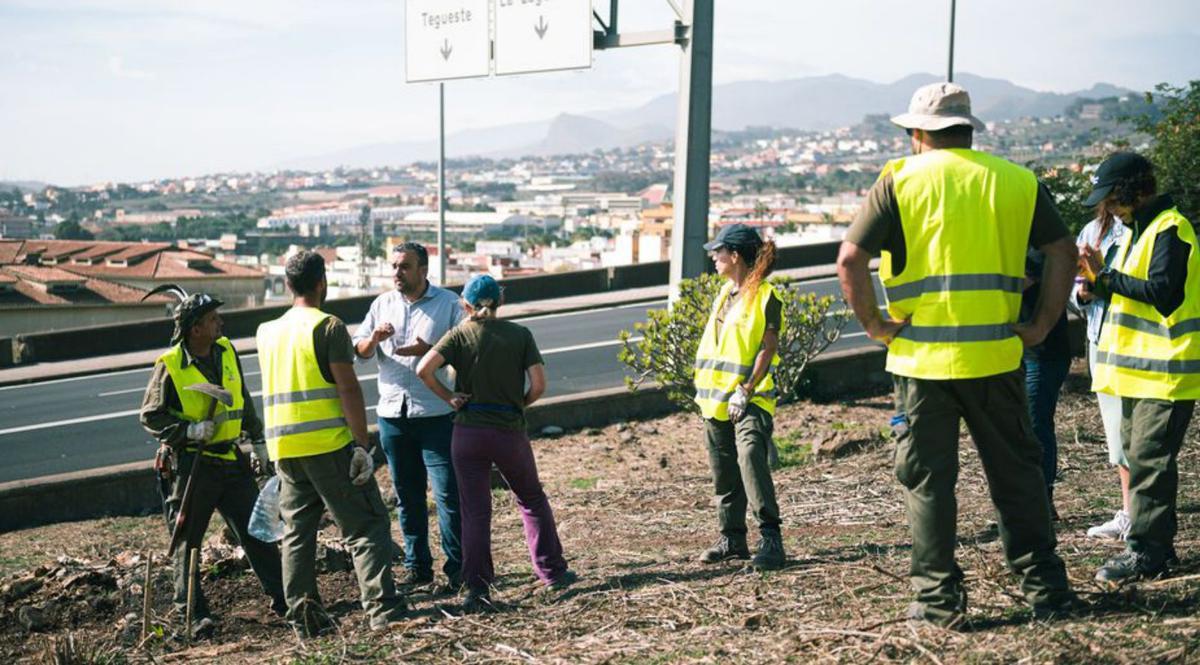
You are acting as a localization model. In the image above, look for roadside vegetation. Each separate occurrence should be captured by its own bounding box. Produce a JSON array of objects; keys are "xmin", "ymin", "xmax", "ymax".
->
[{"xmin": 2, "ymin": 364, "xmax": 1198, "ymax": 662}]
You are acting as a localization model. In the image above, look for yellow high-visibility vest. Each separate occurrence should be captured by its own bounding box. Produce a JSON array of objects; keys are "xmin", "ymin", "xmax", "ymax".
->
[
  {"xmin": 694, "ymin": 281, "xmax": 785, "ymax": 420},
  {"xmin": 879, "ymin": 148, "xmax": 1036, "ymax": 380},
  {"xmin": 158, "ymin": 337, "xmax": 243, "ymax": 461},
  {"xmin": 1093, "ymin": 206, "xmax": 1200, "ymax": 400},
  {"xmin": 256, "ymin": 307, "xmax": 353, "ymax": 461}
]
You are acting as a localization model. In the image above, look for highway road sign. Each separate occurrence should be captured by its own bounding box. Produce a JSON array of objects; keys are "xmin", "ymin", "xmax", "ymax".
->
[
  {"xmin": 494, "ymin": 0, "xmax": 593, "ymax": 76},
  {"xmin": 405, "ymin": 0, "xmax": 491, "ymax": 83}
]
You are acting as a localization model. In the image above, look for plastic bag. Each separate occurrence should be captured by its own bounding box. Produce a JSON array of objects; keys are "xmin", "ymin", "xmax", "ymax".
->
[{"xmin": 248, "ymin": 475, "xmax": 285, "ymax": 543}]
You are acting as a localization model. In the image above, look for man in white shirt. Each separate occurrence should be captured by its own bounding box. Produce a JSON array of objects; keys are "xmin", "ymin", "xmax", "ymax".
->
[{"xmin": 354, "ymin": 243, "xmax": 464, "ymax": 588}]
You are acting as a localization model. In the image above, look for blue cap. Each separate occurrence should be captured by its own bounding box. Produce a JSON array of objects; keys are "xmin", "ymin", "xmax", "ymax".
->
[
  {"xmin": 703, "ymin": 223, "xmax": 763, "ymax": 251},
  {"xmin": 462, "ymin": 274, "xmax": 502, "ymax": 306}
]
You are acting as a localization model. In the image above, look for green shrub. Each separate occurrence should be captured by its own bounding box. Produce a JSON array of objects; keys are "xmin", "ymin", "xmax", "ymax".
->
[{"xmin": 618, "ymin": 273, "xmax": 850, "ymax": 414}]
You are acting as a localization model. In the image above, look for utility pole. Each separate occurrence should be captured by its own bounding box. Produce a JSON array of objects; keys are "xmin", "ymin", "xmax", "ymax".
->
[
  {"xmin": 947, "ymin": 0, "xmax": 957, "ymax": 82},
  {"xmin": 436, "ymin": 82, "xmax": 447, "ymax": 285},
  {"xmin": 357, "ymin": 203, "xmax": 372, "ymax": 291},
  {"xmin": 666, "ymin": 0, "xmax": 713, "ymax": 302}
]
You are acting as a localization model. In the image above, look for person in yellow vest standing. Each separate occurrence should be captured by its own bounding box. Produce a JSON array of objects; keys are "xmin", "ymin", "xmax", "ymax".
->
[
  {"xmin": 139, "ymin": 286, "xmax": 285, "ymax": 638},
  {"xmin": 1081, "ymin": 152, "xmax": 1199, "ymax": 583},
  {"xmin": 694, "ymin": 223, "xmax": 786, "ymax": 571},
  {"xmin": 837, "ymin": 82, "xmax": 1080, "ymax": 627},
  {"xmin": 256, "ymin": 250, "xmax": 407, "ymax": 635}
]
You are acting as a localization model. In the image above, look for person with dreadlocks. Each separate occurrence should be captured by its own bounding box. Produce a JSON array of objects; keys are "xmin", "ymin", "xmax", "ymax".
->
[
  {"xmin": 693, "ymin": 223, "xmax": 787, "ymax": 572},
  {"xmin": 139, "ymin": 284, "xmax": 285, "ymax": 638}
]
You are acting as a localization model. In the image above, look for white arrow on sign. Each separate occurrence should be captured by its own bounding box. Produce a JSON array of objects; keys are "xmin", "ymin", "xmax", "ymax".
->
[
  {"xmin": 494, "ymin": 0, "xmax": 592, "ymax": 76},
  {"xmin": 405, "ymin": 0, "xmax": 490, "ymax": 83}
]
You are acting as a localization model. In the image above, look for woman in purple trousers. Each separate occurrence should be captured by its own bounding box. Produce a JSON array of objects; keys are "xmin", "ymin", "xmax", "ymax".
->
[{"xmin": 417, "ymin": 274, "xmax": 575, "ymax": 611}]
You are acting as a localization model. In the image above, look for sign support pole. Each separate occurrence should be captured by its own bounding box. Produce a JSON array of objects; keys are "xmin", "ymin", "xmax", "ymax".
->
[
  {"xmin": 667, "ymin": 0, "xmax": 713, "ymax": 302},
  {"xmin": 947, "ymin": 0, "xmax": 956, "ymax": 82},
  {"xmin": 437, "ymin": 82, "xmax": 447, "ymax": 285}
]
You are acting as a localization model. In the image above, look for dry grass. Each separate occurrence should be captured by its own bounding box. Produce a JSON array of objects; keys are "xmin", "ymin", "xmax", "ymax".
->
[{"xmin": 3, "ymin": 360, "xmax": 1200, "ymax": 663}]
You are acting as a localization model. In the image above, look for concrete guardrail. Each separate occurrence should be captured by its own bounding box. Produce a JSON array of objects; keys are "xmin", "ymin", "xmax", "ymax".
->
[{"xmin": 0, "ymin": 241, "xmax": 840, "ymax": 367}]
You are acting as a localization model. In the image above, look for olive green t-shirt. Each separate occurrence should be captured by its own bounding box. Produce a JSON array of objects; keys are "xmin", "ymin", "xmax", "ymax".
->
[
  {"xmin": 433, "ymin": 318, "xmax": 544, "ymax": 431},
  {"xmin": 845, "ymin": 171, "xmax": 1070, "ymax": 274},
  {"xmin": 312, "ymin": 315, "xmax": 355, "ymax": 384}
]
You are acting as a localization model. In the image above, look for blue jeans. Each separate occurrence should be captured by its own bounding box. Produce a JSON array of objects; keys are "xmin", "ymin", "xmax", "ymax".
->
[
  {"xmin": 1024, "ymin": 357, "xmax": 1071, "ymax": 496},
  {"xmin": 378, "ymin": 413, "xmax": 462, "ymax": 578}
]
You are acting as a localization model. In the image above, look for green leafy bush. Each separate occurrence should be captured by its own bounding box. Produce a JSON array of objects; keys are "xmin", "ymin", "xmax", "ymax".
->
[{"xmin": 618, "ymin": 273, "xmax": 850, "ymax": 414}]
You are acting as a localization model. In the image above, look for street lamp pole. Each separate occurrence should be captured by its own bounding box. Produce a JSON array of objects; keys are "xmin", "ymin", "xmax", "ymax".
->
[{"xmin": 947, "ymin": 0, "xmax": 957, "ymax": 82}]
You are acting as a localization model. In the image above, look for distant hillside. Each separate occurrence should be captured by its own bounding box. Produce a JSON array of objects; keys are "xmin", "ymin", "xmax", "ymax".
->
[
  {"xmin": 0, "ymin": 181, "xmax": 49, "ymax": 193},
  {"xmin": 274, "ymin": 72, "xmax": 1135, "ymax": 171},
  {"xmin": 601, "ymin": 72, "xmax": 1134, "ymax": 132}
]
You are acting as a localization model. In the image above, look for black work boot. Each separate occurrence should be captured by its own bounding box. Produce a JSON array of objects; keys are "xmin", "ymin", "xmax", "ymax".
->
[
  {"xmin": 699, "ymin": 535, "xmax": 750, "ymax": 563},
  {"xmin": 1095, "ymin": 548, "xmax": 1167, "ymax": 585},
  {"xmin": 751, "ymin": 530, "xmax": 785, "ymax": 571}
]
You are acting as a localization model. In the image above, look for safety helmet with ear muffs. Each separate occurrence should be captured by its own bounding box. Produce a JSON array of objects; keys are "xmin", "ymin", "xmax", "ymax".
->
[{"xmin": 141, "ymin": 283, "xmax": 224, "ymax": 345}]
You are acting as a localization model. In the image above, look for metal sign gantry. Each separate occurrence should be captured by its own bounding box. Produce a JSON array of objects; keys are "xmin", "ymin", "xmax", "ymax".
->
[{"xmin": 405, "ymin": 0, "xmax": 713, "ymax": 298}]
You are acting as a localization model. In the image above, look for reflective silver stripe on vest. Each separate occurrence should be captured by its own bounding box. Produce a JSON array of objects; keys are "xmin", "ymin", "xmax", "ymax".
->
[
  {"xmin": 1094, "ymin": 351, "xmax": 1200, "ymax": 375},
  {"xmin": 264, "ymin": 417, "xmax": 349, "ymax": 440},
  {"xmin": 1108, "ymin": 312, "xmax": 1200, "ymax": 340},
  {"xmin": 695, "ymin": 388, "xmax": 778, "ymax": 403},
  {"xmin": 212, "ymin": 409, "xmax": 243, "ymax": 427},
  {"xmin": 694, "ymin": 358, "xmax": 754, "ymax": 376},
  {"xmin": 895, "ymin": 323, "xmax": 1014, "ymax": 343},
  {"xmin": 885, "ymin": 273, "xmax": 1023, "ymax": 302},
  {"xmin": 262, "ymin": 387, "xmax": 341, "ymax": 408}
]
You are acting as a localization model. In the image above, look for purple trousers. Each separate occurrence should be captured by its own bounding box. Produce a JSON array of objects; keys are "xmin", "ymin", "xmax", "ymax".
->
[{"xmin": 451, "ymin": 424, "xmax": 568, "ymax": 590}]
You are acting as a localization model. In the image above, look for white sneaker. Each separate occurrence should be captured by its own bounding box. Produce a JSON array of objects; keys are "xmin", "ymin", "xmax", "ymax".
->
[{"xmin": 1086, "ymin": 510, "xmax": 1130, "ymax": 540}]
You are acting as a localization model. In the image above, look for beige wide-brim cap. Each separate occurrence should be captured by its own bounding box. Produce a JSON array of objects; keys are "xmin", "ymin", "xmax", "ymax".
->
[{"xmin": 890, "ymin": 82, "xmax": 986, "ymax": 132}]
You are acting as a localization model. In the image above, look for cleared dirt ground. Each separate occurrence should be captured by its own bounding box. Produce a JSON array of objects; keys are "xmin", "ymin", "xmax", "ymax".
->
[{"xmin": 2, "ymin": 361, "xmax": 1199, "ymax": 663}]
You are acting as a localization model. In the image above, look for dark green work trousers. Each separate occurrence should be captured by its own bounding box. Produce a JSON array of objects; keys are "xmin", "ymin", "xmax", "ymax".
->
[
  {"xmin": 276, "ymin": 444, "xmax": 406, "ymax": 628},
  {"xmin": 1121, "ymin": 397, "xmax": 1195, "ymax": 559},
  {"xmin": 164, "ymin": 451, "xmax": 285, "ymax": 619},
  {"xmin": 704, "ymin": 404, "xmax": 782, "ymax": 540},
  {"xmin": 893, "ymin": 370, "xmax": 1070, "ymax": 622}
]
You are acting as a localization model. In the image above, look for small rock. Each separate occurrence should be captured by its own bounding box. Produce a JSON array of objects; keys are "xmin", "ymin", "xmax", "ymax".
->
[
  {"xmin": 583, "ymin": 427, "xmax": 602, "ymax": 436},
  {"xmin": 619, "ymin": 432, "xmax": 637, "ymax": 445},
  {"xmin": 615, "ymin": 422, "xmax": 630, "ymax": 432},
  {"xmin": 742, "ymin": 613, "xmax": 767, "ymax": 630},
  {"xmin": 18, "ymin": 605, "xmax": 50, "ymax": 632},
  {"xmin": 540, "ymin": 425, "xmax": 565, "ymax": 436},
  {"xmin": 636, "ymin": 423, "xmax": 658, "ymax": 435},
  {"xmin": 116, "ymin": 612, "xmax": 141, "ymax": 646},
  {"xmin": 2, "ymin": 575, "xmax": 42, "ymax": 603}
]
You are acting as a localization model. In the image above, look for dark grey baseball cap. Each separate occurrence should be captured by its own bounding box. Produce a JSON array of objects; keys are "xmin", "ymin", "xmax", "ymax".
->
[{"xmin": 703, "ymin": 223, "xmax": 763, "ymax": 251}]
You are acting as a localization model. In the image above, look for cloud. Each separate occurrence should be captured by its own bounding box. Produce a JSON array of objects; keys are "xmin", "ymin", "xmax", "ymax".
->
[{"xmin": 107, "ymin": 55, "xmax": 153, "ymax": 80}]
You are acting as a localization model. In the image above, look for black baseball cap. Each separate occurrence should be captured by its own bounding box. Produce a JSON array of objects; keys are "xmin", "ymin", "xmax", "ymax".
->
[
  {"xmin": 1083, "ymin": 152, "xmax": 1154, "ymax": 207},
  {"xmin": 703, "ymin": 223, "xmax": 763, "ymax": 251}
]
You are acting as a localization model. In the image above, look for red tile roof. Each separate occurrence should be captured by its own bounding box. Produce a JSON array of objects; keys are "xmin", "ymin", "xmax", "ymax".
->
[
  {"xmin": 0, "ymin": 239, "xmax": 263, "ymax": 281},
  {"xmin": 3, "ymin": 265, "xmax": 88, "ymax": 284}
]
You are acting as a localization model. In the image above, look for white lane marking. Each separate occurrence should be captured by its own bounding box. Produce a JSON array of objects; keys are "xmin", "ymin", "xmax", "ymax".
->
[
  {"xmin": 0, "ymin": 365, "xmax": 154, "ymax": 393},
  {"xmin": 541, "ymin": 337, "xmax": 642, "ymax": 355},
  {"xmin": 3, "ymin": 373, "xmax": 383, "ymax": 435},
  {"xmin": 514, "ymin": 301, "xmax": 665, "ymax": 323},
  {"xmin": 0, "ymin": 408, "xmax": 143, "ymax": 436},
  {"xmin": 97, "ymin": 387, "xmax": 149, "ymax": 397}
]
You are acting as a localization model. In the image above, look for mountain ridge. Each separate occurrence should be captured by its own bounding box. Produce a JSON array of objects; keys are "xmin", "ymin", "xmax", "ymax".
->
[{"xmin": 273, "ymin": 72, "xmax": 1135, "ymax": 171}]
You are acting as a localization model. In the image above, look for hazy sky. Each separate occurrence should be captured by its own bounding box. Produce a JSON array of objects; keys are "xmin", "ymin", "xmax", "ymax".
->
[{"xmin": 2, "ymin": 0, "xmax": 1198, "ymax": 185}]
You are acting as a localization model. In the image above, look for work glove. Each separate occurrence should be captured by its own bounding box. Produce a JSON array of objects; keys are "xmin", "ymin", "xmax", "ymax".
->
[
  {"xmin": 728, "ymin": 385, "xmax": 750, "ymax": 423},
  {"xmin": 349, "ymin": 445, "xmax": 375, "ymax": 486},
  {"xmin": 250, "ymin": 441, "xmax": 274, "ymax": 477},
  {"xmin": 186, "ymin": 420, "xmax": 215, "ymax": 442}
]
